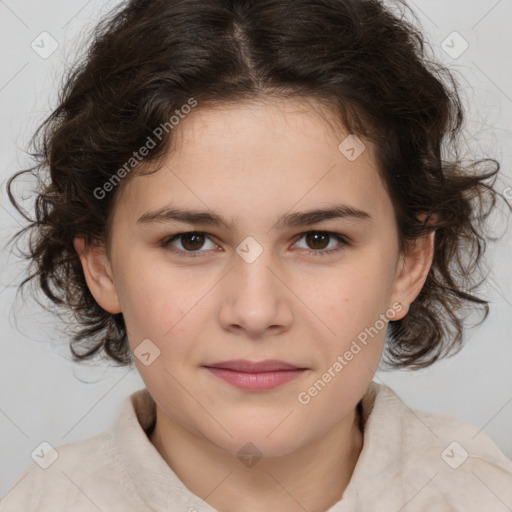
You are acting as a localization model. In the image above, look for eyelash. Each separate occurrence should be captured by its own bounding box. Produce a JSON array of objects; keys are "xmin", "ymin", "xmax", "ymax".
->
[{"xmin": 161, "ymin": 231, "xmax": 350, "ymax": 258}]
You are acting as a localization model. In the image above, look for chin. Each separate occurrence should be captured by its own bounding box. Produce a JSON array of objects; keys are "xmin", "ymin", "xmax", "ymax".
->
[
  {"xmin": 207, "ymin": 424, "xmax": 309, "ymax": 462},
  {"xmin": 222, "ymin": 439, "xmax": 299, "ymax": 462}
]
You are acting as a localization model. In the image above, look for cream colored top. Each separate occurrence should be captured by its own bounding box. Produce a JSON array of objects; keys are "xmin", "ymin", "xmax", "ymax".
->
[{"xmin": 2, "ymin": 382, "xmax": 512, "ymax": 511}]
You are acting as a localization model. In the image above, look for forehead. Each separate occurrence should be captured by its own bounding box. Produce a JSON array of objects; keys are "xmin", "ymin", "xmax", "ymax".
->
[{"xmin": 113, "ymin": 97, "xmax": 392, "ymax": 228}]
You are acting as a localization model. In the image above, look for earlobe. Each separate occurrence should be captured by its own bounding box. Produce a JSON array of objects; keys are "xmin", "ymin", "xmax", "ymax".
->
[
  {"xmin": 390, "ymin": 229, "xmax": 436, "ymax": 321},
  {"xmin": 73, "ymin": 237, "xmax": 122, "ymax": 314}
]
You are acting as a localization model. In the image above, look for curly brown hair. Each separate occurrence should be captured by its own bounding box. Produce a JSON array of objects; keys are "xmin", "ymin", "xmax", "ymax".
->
[{"xmin": 6, "ymin": 0, "xmax": 510, "ymax": 369}]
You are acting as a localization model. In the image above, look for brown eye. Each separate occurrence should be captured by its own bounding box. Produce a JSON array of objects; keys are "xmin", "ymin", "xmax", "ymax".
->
[
  {"xmin": 293, "ymin": 231, "xmax": 349, "ymax": 257},
  {"xmin": 305, "ymin": 231, "xmax": 330, "ymax": 250},
  {"xmin": 180, "ymin": 232, "xmax": 206, "ymax": 251},
  {"xmin": 163, "ymin": 231, "xmax": 218, "ymax": 257}
]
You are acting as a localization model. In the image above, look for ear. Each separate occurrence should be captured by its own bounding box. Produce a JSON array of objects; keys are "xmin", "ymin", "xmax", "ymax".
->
[
  {"xmin": 73, "ymin": 237, "xmax": 122, "ymax": 314},
  {"xmin": 390, "ymin": 214, "xmax": 436, "ymax": 321}
]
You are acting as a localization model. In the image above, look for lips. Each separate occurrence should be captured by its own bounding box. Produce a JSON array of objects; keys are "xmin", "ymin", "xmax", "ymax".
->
[
  {"xmin": 203, "ymin": 359, "xmax": 307, "ymax": 390},
  {"xmin": 204, "ymin": 359, "xmax": 304, "ymax": 372}
]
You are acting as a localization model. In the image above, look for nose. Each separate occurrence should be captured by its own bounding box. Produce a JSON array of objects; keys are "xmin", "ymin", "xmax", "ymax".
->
[{"xmin": 217, "ymin": 248, "xmax": 294, "ymax": 339}]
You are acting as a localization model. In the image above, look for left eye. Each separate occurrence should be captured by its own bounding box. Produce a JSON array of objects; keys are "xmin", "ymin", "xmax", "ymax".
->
[
  {"xmin": 293, "ymin": 231, "xmax": 348, "ymax": 256},
  {"xmin": 161, "ymin": 230, "xmax": 348, "ymax": 258}
]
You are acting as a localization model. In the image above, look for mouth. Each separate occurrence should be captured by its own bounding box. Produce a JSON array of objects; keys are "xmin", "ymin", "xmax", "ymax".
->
[{"xmin": 203, "ymin": 359, "xmax": 308, "ymax": 391}]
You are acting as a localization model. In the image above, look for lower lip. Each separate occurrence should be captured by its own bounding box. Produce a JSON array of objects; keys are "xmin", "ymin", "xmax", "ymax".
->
[{"xmin": 205, "ymin": 367, "xmax": 306, "ymax": 390}]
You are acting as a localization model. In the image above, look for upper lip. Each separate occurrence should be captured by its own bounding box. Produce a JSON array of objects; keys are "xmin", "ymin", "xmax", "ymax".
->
[{"xmin": 204, "ymin": 359, "xmax": 305, "ymax": 372}]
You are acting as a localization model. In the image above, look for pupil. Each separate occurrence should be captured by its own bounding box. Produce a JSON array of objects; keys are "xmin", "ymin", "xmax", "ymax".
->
[
  {"xmin": 183, "ymin": 233, "xmax": 204, "ymax": 250},
  {"xmin": 307, "ymin": 232, "xmax": 328, "ymax": 250}
]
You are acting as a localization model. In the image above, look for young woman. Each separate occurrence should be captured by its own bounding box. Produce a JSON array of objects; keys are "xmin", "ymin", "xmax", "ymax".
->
[{"xmin": 3, "ymin": 0, "xmax": 512, "ymax": 510}]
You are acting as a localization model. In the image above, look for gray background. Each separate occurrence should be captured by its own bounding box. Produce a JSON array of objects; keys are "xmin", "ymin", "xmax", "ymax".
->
[{"xmin": 1, "ymin": 0, "xmax": 511, "ymax": 498}]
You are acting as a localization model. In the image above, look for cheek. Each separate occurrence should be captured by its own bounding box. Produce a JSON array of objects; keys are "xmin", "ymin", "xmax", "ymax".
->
[
  {"xmin": 308, "ymin": 263, "xmax": 393, "ymax": 332},
  {"xmin": 118, "ymin": 264, "xmax": 222, "ymax": 378},
  {"xmin": 296, "ymin": 288, "xmax": 388, "ymax": 415},
  {"xmin": 116, "ymin": 262, "xmax": 195, "ymax": 349},
  {"xmin": 297, "ymin": 254, "xmax": 394, "ymax": 378}
]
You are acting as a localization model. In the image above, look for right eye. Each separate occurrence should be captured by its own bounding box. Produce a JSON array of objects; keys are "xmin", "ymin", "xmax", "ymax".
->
[{"xmin": 161, "ymin": 231, "xmax": 219, "ymax": 257}]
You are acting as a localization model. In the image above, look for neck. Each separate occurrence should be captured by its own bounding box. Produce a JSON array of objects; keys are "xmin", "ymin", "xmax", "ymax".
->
[{"xmin": 149, "ymin": 404, "xmax": 364, "ymax": 512}]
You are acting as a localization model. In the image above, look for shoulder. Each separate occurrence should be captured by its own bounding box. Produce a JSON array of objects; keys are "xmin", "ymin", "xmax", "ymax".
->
[
  {"xmin": 351, "ymin": 383, "xmax": 512, "ymax": 511},
  {"xmin": 0, "ymin": 432, "xmax": 142, "ymax": 512},
  {"xmin": 1, "ymin": 426, "xmax": 145, "ymax": 511}
]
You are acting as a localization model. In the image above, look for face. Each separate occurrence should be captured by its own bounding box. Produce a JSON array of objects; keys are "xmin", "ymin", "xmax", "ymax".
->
[{"xmin": 75, "ymin": 97, "xmax": 433, "ymax": 458}]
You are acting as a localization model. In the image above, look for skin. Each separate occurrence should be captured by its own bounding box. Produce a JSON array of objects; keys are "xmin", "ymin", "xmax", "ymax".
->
[{"xmin": 74, "ymin": 97, "xmax": 435, "ymax": 512}]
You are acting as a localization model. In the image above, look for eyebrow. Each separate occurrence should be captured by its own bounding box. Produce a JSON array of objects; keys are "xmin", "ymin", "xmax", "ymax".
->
[{"xmin": 136, "ymin": 204, "xmax": 372, "ymax": 230}]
